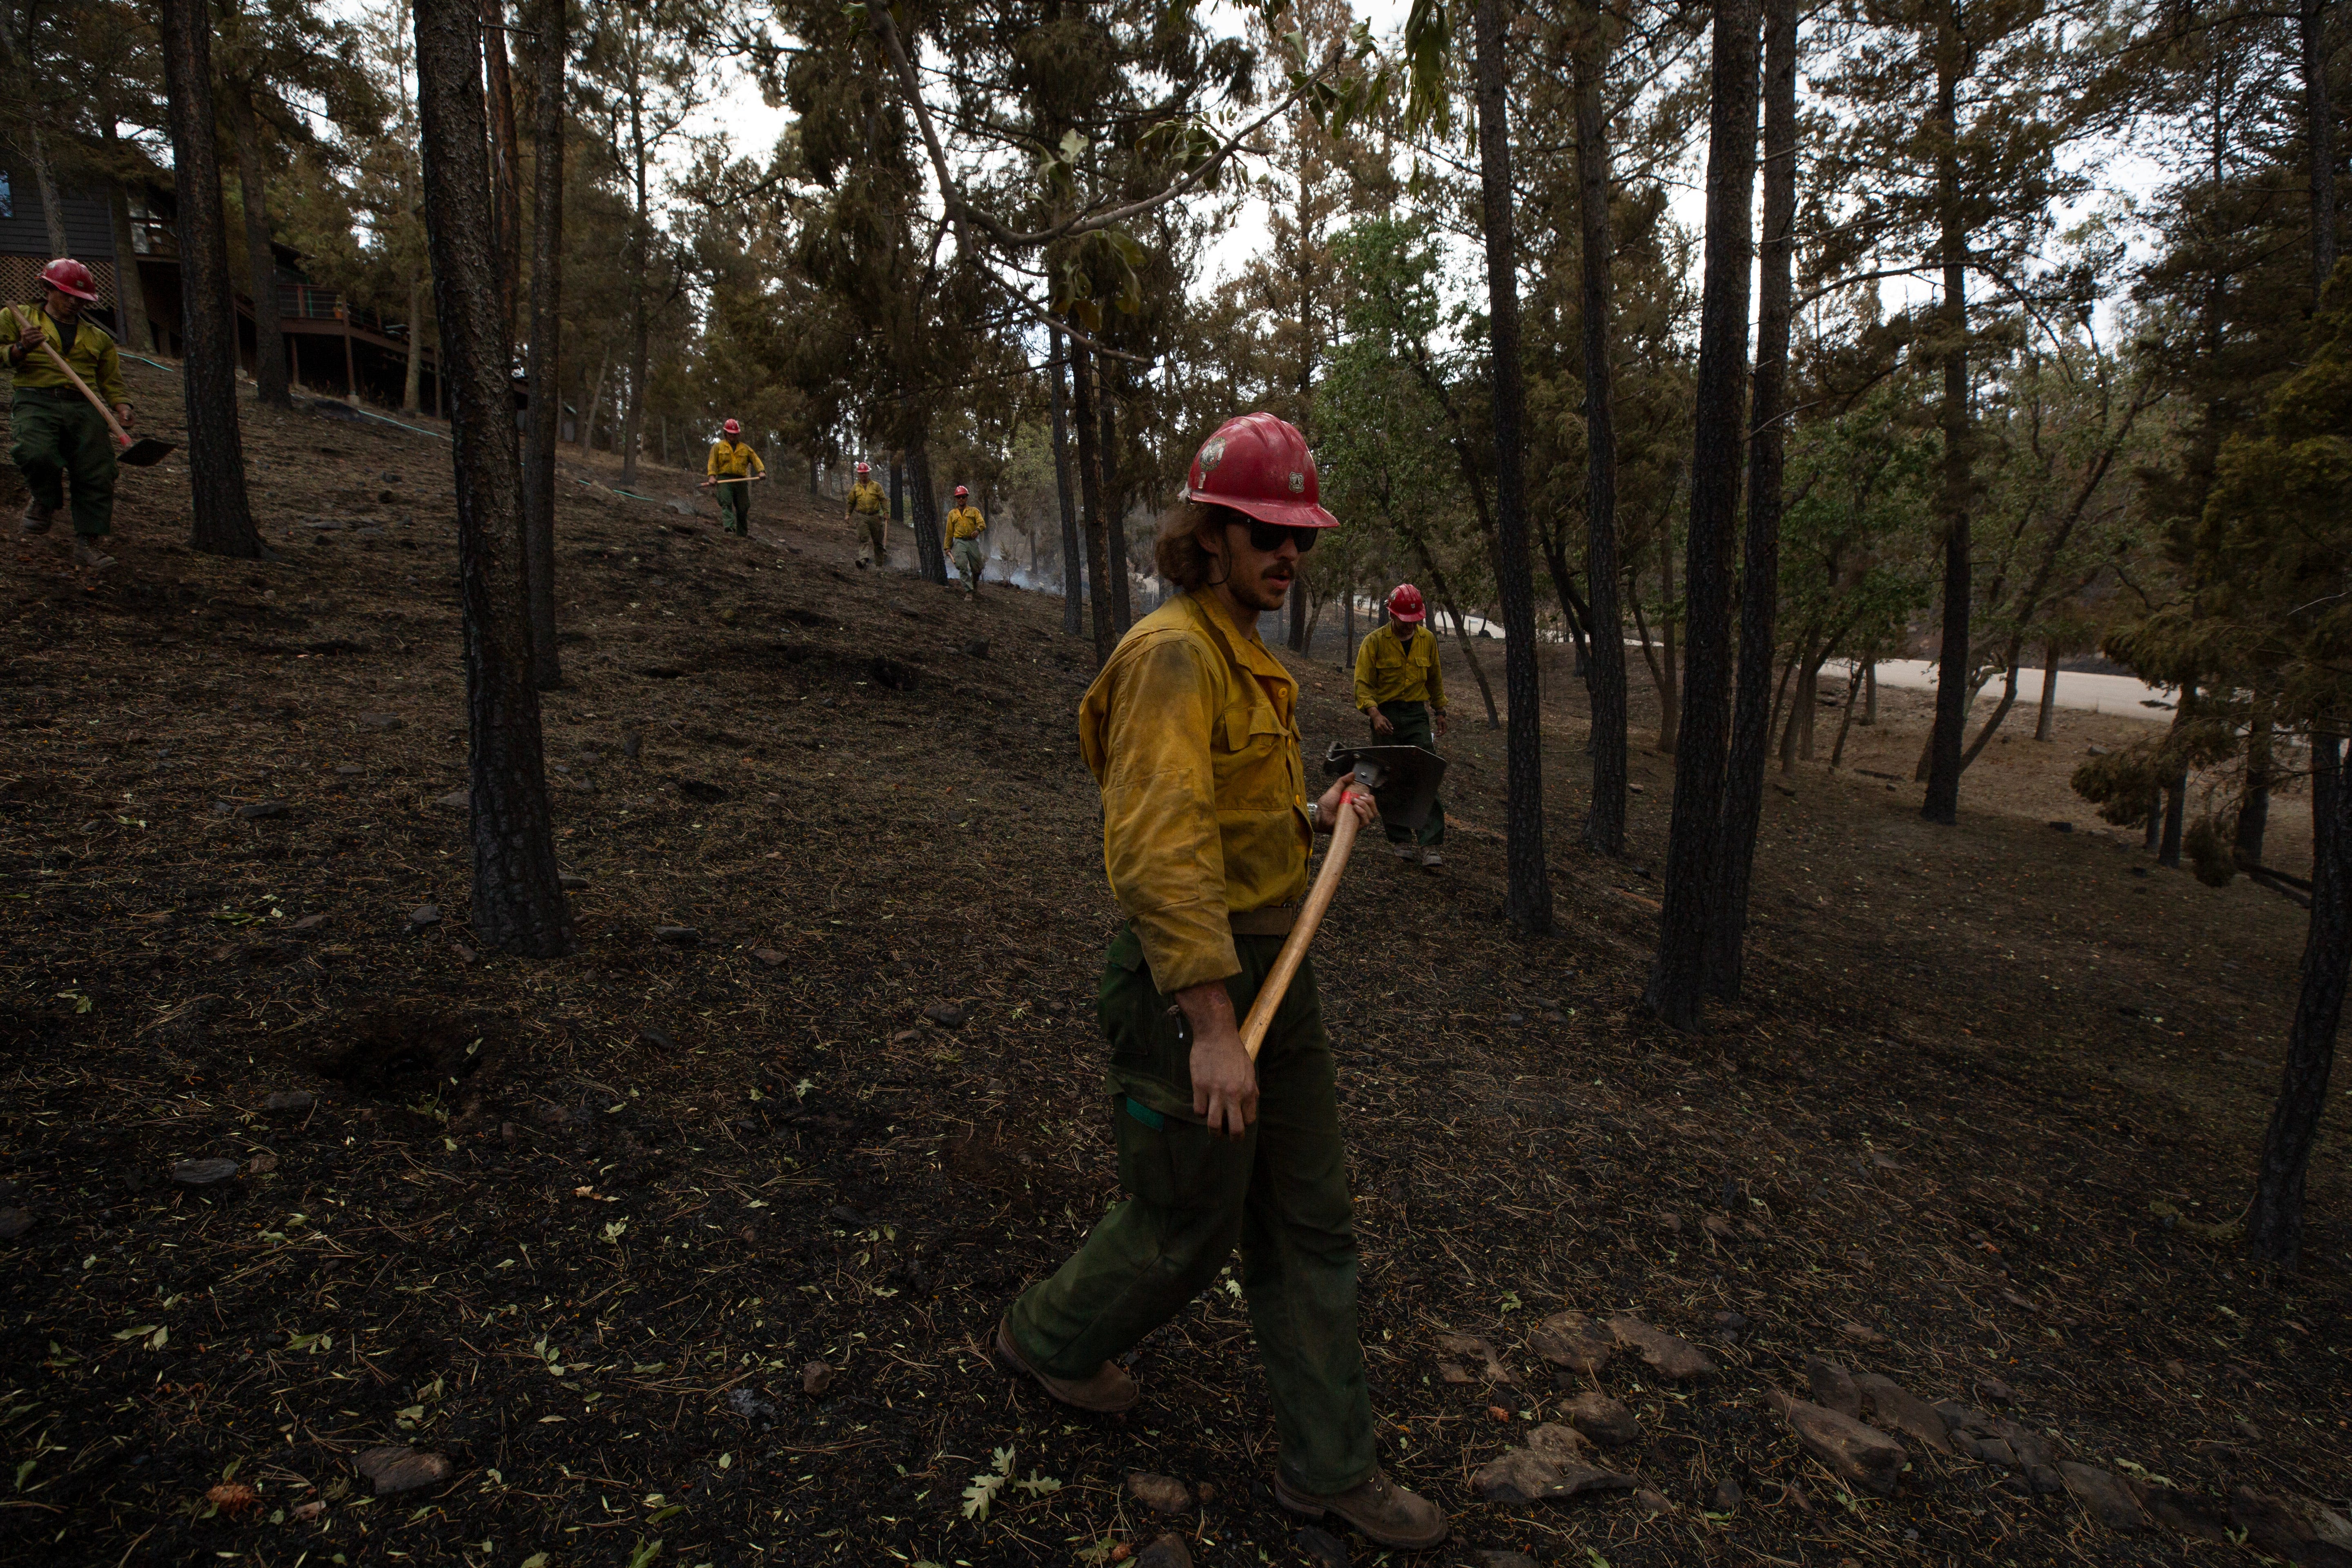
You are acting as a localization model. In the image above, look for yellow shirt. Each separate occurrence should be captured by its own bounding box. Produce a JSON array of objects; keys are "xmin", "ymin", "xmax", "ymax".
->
[
  {"xmin": 847, "ymin": 479, "xmax": 886, "ymax": 515},
  {"xmin": 707, "ymin": 439, "xmax": 764, "ymax": 479},
  {"xmin": 946, "ymin": 505, "xmax": 985, "ymax": 541},
  {"xmin": 1079, "ymin": 590, "xmax": 1313, "ymax": 993},
  {"xmin": 1354, "ymin": 622, "xmax": 1446, "ymax": 713},
  {"xmin": 7, "ymin": 304, "xmax": 127, "ymax": 408}
]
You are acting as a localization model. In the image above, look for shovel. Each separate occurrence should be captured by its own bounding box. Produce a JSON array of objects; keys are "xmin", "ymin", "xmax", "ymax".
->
[
  {"xmin": 1237, "ymin": 740, "xmax": 1448, "ymax": 1060},
  {"xmin": 5, "ymin": 305, "xmax": 175, "ymax": 466}
]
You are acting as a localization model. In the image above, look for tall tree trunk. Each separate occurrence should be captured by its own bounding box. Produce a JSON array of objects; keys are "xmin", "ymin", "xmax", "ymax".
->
[
  {"xmin": 1070, "ymin": 330, "xmax": 1113, "ymax": 663},
  {"xmin": 2159, "ymin": 681, "xmax": 2196, "ymax": 869},
  {"xmin": 2237, "ymin": 695, "xmax": 2274, "ymax": 866},
  {"xmin": 2247, "ymin": 731, "xmax": 2348, "ymax": 1267},
  {"xmin": 1864, "ymin": 661, "xmax": 1878, "ymax": 724},
  {"xmin": 1656, "ymin": 528, "xmax": 1680, "ymax": 753},
  {"xmin": 1706, "ymin": 0, "xmax": 1797, "ymax": 1000},
  {"xmin": 413, "ymin": 0, "xmax": 571, "ymax": 956},
  {"xmin": 905, "ymin": 435, "xmax": 948, "ymax": 584},
  {"xmin": 519, "ymin": 0, "xmax": 567, "ymax": 692},
  {"xmin": 1049, "ymin": 329, "xmax": 1082, "ymax": 636},
  {"xmin": 228, "ymin": 88, "xmax": 291, "ymax": 406},
  {"xmin": 2034, "ymin": 638, "xmax": 2060, "ymax": 739},
  {"xmin": 2302, "ymin": 0, "xmax": 2339, "ymax": 306},
  {"xmin": 1574, "ymin": 10, "xmax": 1628, "ymax": 855},
  {"xmin": 1829, "ymin": 661, "xmax": 1861, "ymax": 768},
  {"xmin": 1645, "ymin": 0, "xmax": 1760, "ymax": 1030},
  {"xmin": 1472, "ymin": 0, "xmax": 1552, "ymax": 934},
  {"xmin": 580, "ymin": 347, "xmax": 608, "ymax": 452},
  {"xmin": 619, "ymin": 92, "xmax": 649, "ymax": 488},
  {"xmin": 102, "ymin": 130, "xmax": 155, "ymax": 351},
  {"xmin": 1921, "ymin": 4, "xmax": 1973, "ymax": 825},
  {"xmin": 1402, "ymin": 531, "xmax": 1501, "ymax": 728},
  {"xmin": 483, "ymin": 0, "xmax": 522, "ymax": 344},
  {"xmin": 1100, "ymin": 364, "xmax": 1131, "ymax": 632},
  {"xmin": 403, "ymin": 276, "xmax": 427, "ymax": 413},
  {"xmin": 158, "ymin": 0, "xmax": 266, "ymax": 558}
]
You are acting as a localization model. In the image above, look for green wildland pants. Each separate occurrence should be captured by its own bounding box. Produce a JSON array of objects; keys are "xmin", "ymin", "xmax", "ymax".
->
[
  {"xmin": 1005, "ymin": 924, "xmax": 1375, "ymax": 1494},
  {"xmin": 11, "ymin": 388, "xmax": 116, "ymax": 536},
  {"xmin": 952, "ymin": 537, "xmax": 983, "ymax": 590},
  {"xmin": 854, "ymin": 513, "xmax": 887, "ymax": 565},
  {"xmin": 717, "ymin": 481, "xmax": 751, "ymax": 535},
  {"xmin": 1374, "ymin": 700, "xmax": 1445, "ymax": 847}
]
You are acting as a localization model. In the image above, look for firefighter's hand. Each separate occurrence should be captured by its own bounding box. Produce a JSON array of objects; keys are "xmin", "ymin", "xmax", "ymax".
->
[
  {"xmin": 14, "ymin": 319, "xmax": 42, "ymax": 356},
  {"xmin": 700, "ymin": 477, "xmax": 715, "ymax": 488},
  {"xmin": 1434, "ymin": 708, "xmax": 1450, "ymax": 738},
  {"xmin": 1177, "ymin": 981, "xmax": 1257, "ymax": 1138},
  {"xmin": 1314, "ymin": 777, "xmax": 1377, "ymax": 834},
  {"xmin": 1369, "ymin": 707, "xmax": 1395, "ymax": 737},
  {"xmin": 113, "ymin": 404, "xmax": 133, "ymax": 432}
]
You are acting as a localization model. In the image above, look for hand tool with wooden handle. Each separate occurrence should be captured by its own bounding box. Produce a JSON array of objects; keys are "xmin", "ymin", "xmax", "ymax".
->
[
  {"xmin": 1237, "ymin": 741, "xmax": 1447, "ymax": 1060},
  {"xmin": 5, "ymin": 305, "xmax": 174, "ymax": 466}
]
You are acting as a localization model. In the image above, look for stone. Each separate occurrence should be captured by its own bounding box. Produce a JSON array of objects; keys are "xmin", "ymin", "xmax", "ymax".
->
[
  {"xmin": 0, "ymin": 1208, "xmax": 31, "ymax": 1241},
  {"xmin": 292, "ymin": 912, "xmax": 330, "ymax": 931},
  {"xmin": 359, "ymin": 713, "xmax": 405, "ymax": 731},
  {"xmin": 1477, "ymin": 1554, "xmax": 1538, "ymax": 1568},
  {"xmin": 1470, "ymin": 1446, "xmax": 1638, "ymax": 1506},
  {"xmin": 1294, "ymin": 1526, "xmax": 1349, "ymax": 1568},
  {"xmin": 1631, "ymin": 1488, "xmax": 1671, "ymax": 1516},
  {"xmin": 558, "ymin": 873, "xmax": 589, "ymax": 890},
  {"xmin": 2125, "ymin": 1480, "xmax": 2234, "ymax": 1542},
  {"xmin": 1855, "ymin": 1373, "xmax": 1953, "ymax": 1454},
  {"xmin": 1134, "ymin": 1534, "xmax": 1194, "ymax": 1568},
  {"xmin": 1804, "ymin": 1356, "xmax": 1862, "ymax": 1417},
  {"xmin": 236, "ymin": 799, "xmax": 290, "ymax": 820},
  {"xmin": 1127, "ymin": 1472, "xmax": 1194, "ymax": 1515},
  {"xmin": 1437, "ymin": 1332, "xmax": 1514, "ymax": 1385},
  {"xmin": 1607, "ymin": 1315, "xmax": 1715, "ymax": 1381},
  {"xmin": 355, "ymin": 1446, "xmax": 450, "ymax": 1496},
  {"xmin": 1437, "ymin": 1361, "xmax": 1473, "ymax": 1384},
  {"xmin": 2058, "ymin": 1462, "xmax": 2153, "ymax": 1532},
  {"xmin": 1766, "ymin": 1390, "xmax": 1905, "ymax": 1497},
  {"xmin": 1976, "ymin": 1375, "xmax": 2015, "ymax": 1404},
  {"xmin": 750, "ymin": 948, "xmax": 786, "ymax": 967},
  {"xmin": 1526, "ymin": 1423, "xmax": 1590, "ymax": 1461},
  {"xmin": 922, "ymin": 1002, "xmax": 969, "ymax": 1029},
  {"xmin": 1564, "ymin": 1392, "xmax": 1640, "ymax": 1447},
  {"xmin": 1702, "ymin": 1212, "xmax": 1737, "ymax": 1240},
  {"xmin": 1528, "ymin": 1311, "xmax": 1613, "ymax": 1374},
  {"xmin": 668, "ymin": 500, "xmax": 696, "ymax": 516},
  {"xmin": 172, "ymin": 1158, "xmax": 239, "ymax": 1186},
  {"xmin": 409, "ymin": 904, "xmax": 441, "ymax": 927},
  {"xmin": 1965, "ymin": 1437, "xmax": 2018, "ymax": 1467},
  {"xmin": 246, "ymin": 1152, "xmax": 278, "ymax": 1175},
  {"xmin": 263, "ymin": 1090, "xmax": 316, "ymax": 1114},
  {"xmin": 654, "ymin": 926, "xmax": 700, "ymax": 945},
  {"xmin": 434, "ymin": 790, "xmax": 469, "ymax": 809},
  {"xmin": 1835, "ymin": 1320, "xmax": 1885, "ymax": 1344},
  {"xmin": 332, "ymin": 763, "xmax": 365, "ymax": 776},
  {"xmin": 1708, "ymin": 1477, "xmax": 1744, "ymax": 1512},
  {"xmin": 2229, "ymin": 1488, "xmax": 2352, "ymax": 1567},
  {"xmin": 1933, "ymin": 1401, "xmax": 1993, "ymax": 1436},
  {"xmin": 1714, "ymin": 1309, "xmax": 1749, "ymax": 1337},
  {"xmin": 726, "ymin": 1387, "xmax": 779, "ymax": 1424},
  {"xmin": 800, "ymin": 1361, "xmax": 835, "ymax": 1396},
  {"xmin": 1989, "ymin": 1419, "xmax": 2066, "ymax": 1493}
]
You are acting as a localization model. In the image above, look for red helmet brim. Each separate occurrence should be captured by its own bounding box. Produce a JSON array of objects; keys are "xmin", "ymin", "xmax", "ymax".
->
[
  {"xmin": 48, "ymin": 280, "xmax": 98, "ymax": 302},
  {"xmin": 1187, "ymin": 488, "xmax": 1338, "ymax": 530}
]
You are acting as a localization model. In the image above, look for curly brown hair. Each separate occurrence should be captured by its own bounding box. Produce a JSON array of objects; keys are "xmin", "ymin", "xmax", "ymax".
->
[{"xmin": 1153, "ymin": 499, "xmax": 1250, "ymax": 590}]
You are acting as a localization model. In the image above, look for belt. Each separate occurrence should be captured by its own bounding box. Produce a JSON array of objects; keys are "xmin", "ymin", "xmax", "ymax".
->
[
  {"xmin": 11, "ymin": 384, "xmax": 76, "ymax": 400},
  {"xmin": 1229, "ymin": 905, "xmax": 1299, "ymax": 937}
]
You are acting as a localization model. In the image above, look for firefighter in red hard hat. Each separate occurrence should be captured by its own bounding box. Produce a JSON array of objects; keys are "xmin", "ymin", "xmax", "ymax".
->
[
  {"xmin": 1352, "ymin": 582, "xmax": 1449, "ymax": 868},
  {"xmin": 944, "ymin": 483, "xmax": 986, "ymax": 597},
  {"xmin": 994, "ymin": 412, "xmax": 1448, "ymax": 1555},
  {"xmin": 845, "ymin": 459, "xmax": 888, "ymax": 568},
  {"xmin": 702, "ymin": 418, "xmax": 764, "ymax": 536},
  {"xmin": 9, "ymin": 258, "xmax": 130, "ymax": 571}
]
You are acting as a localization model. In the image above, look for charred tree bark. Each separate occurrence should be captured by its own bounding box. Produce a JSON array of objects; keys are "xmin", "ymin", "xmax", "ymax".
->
[
  {"xmin": 2248, "ymin": 732, "xmax": 2349, "ymax": 1267},
  {"xmin": 519, "ymin": 0, "xmax": 567, "ymax": 691},
  {"xmin": 1100, "ymin": 364, "xmax": 1131, "ymax": 633},
  {"xmin": 1574, "ymin": 10, "xmax": 1627, "ymax": 855},
  {"xmin": 1645, "ymin": 0, "xmax": 1760, "ymax": 1030},
  {"xmin": 227, "ymin": 88, "xmax": 290, "ymax": 406},
  {"xmin": 2034, "ymin": 639, "xmax": 2060, "ymax": 739},
  {"xmin": 1070, "ymin": 330, "xmax": 1114, "ymax": 664},
  {"xmin": 1472, "ymin": 0, "xmax": 1553, "ymax": 934},
  {"xmin": 2159, "ymin": 681, "xmax": 2196, "ymax": 869},
  {"xmin": 158, "ymin": 0, "xmax": 266, "ymax": 559},
  {"xmin": 2302, "ymin": 0, "xmax": 2339, "ymax": 305},
  {"xmin": 2238, "ymin": 695, "xmax": 2274, "ymax": 866},
  {"xmin": 413, "ymin": 0, "xmax": 572, "ymax": 958},
  {"xmin": 102, "ymin": 130, "xmax": 155, "ymax": 351},
  {"xmin": 1706, "ymin": 0, "xmax": 1796, "ymax": 1001},
  {"xmin": 905, "ymin": 437, "xmax": 947, "ymax": 584},
  {"xmin": 618, "ymin": 85, "xmax": 650, "ymax": 488},
  {"xmin": 483, "ymin": 0, "xmax": 523, "ymax": 344},
  {"xmin": 1655, "ymin": 532, "xmax": 1680, "ymax": 754},
  {"xmin": 1921, "ymin": 1, "xmax": 1973, "ymax": 826},
  {"xmin": 403, "ymin": 276, "xmax": 428, "ymax": 413},
  {"xmin": 1049, "ymin": 330, "xmax": 1083, "ymax": 636}
]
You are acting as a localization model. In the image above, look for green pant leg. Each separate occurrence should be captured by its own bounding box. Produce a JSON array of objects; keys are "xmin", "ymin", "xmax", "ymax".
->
[
  {"xmin": 1376, "ymin": 701, "xmax": 1445, "ymax": 847},
  {"xmin": 1237, "ymin": 953, "xmax": 1377, "ymax": 1493},
  {"xmin": 9, "ymin": 396, "xmax": 68, "ymax": 515},
  {"xmin": 59, "ymin": 399, "xmax": 117, "ymax": 537},
  {"xmin": 954, "ymin": 538, "xmax": 982, "ymax": 587},
  {"xmin": 720, "ymin": 483, "xmax": 750, "ymax": 534}
]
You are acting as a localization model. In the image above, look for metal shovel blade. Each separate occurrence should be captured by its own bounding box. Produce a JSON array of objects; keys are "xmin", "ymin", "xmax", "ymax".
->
[
  {"xmin": 1323, "ymin": 740, "xmax": 1448, "ymax": 833},
  {"xmin": 118, "ymin": 437, "xmax": 175, "ymax": 468}
]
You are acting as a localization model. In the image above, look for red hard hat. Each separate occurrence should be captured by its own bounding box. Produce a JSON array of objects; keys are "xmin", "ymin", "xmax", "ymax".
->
[
  {"xmin": 855, "ymin": 461, "xmax": 871, "ymax": 474},
  {"xmin": 1185, "ymin": 412, "xmax": 1336, "ymax": 530},
  {"xmin": 40, "ymin": 258, "xmax": 98, "ymax": 302},
  {"xmin": 953, "ymin": 485, "xmax": 969, "ymax": 498},
  {"xmin": 722, "ymin": 418, "xmax": 741, "ymax": 435},
  {"xmin": 1387, "ymin": 584, "xmax": 1426, "ymax": 624}
]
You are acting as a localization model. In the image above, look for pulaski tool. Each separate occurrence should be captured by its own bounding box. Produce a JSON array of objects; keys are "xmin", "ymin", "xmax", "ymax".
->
[
  {"xmin": 4, "ymin": 305, "xmax": 174, "ymax": 466},
  {"xmin": 1237, "ymin": 740, "xmax": 1448, "ymax": 1060}
]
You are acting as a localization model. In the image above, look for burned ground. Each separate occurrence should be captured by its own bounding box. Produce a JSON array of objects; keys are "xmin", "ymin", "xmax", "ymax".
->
[{"xmin": 1, "ymin": 360, "xmax": 2346, "ymax": 1567}]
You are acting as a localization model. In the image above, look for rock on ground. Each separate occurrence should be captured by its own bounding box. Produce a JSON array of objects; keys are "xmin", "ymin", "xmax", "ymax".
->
[
  {"xmin": 2057, "ymin": 1461, "xmax": 2153, "ymax": 1531},
  {"xmin": 1607, "ymin": 1314, "xmax": 1715, "ymax": 1381},
  {"xmin": 355, "ymin": 1446, "xmax": 450, "ymax": 1496},
  {"xmin": 1804, "ymin": 1355, "xmax": 1862, "ymax": 1418},
  {"xmin": 1126, "ymin": 1472, "xmax": 1194, "ymax": 1515},
  {"xmin": 1855, "ymin": 1372, "xmax": 1954, "ymax": 1454},
  {"xmin": 1437, "ymin": 1332, "xmax": 1514, "ymax": 1385},
  {"xmin": 1527, "ymin": 1311, "xmax": 1613, "ymax": 1375},
  {"xmin": 1564, "ymin": 1392, "xmax": 1640, "ymax": 1447},
  {"xmin": 1766, "ymin": 1389, "xmax": 1905, "ymax": 1497},
  {"xmin": 1471, "ymin": 1444, "xmax": 1638, "ymax": 1506}
]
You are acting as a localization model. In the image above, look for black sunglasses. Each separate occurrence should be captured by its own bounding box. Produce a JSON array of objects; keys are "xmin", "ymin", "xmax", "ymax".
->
[{"xmin": 1243, "ymin": 519, "xmax": 1321, "ymax": 555}]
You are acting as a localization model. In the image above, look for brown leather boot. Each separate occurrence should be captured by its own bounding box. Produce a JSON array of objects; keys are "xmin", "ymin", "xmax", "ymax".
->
[
  {"xmin": 1274, "ymin": 1467, "xmax": 1449, "ymax": 1550},
  {"xmin": 991, "ymin": 1316, "xmax": 1138, "ymax": 1414},
  {"xmin": 19, "ymin": 500, "xmax": 54, "ymax": 535}
]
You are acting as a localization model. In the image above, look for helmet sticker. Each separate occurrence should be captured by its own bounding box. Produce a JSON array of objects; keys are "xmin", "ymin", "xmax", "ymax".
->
[
  {"xmin": 1288, "ymin": 471, "xmax": 1305, "ymax": 493},
  {"xmin": 1198, "ymin": 436, "xmax": 1227, "ymax": 474}
]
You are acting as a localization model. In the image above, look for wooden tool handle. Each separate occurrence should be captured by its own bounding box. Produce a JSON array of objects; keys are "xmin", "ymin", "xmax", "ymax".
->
[
  {"xmin": 1238, "ymin": 793, "xmax": 1364, "ymax": 1062},
  {"xmin": 9, "ymin": 306, "xmax": 130, "ymax": 448}
]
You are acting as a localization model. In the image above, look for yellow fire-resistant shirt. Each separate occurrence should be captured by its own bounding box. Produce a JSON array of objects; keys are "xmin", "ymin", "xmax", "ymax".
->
[
  {"xmin": 707, "ymin": 439, "xmax": 764, "ymax": 479},
  {"xmin": 1079, "ymin": 590, "xmax": 1313, "ymax": 994},
  {"xmin": 6, "ymin": 304, "xmax": 127, "ymax": 409},
  {"xmin": 1354, "ymin": 621, "xmax": 1446, "ymax": 713},
  {"xmin": 846, "ymin": 479, "xmax": 886, "ymax": 515},
  {"xmin": 946, "ymin": 504, "xmax": 985, "ymax": 541}
]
